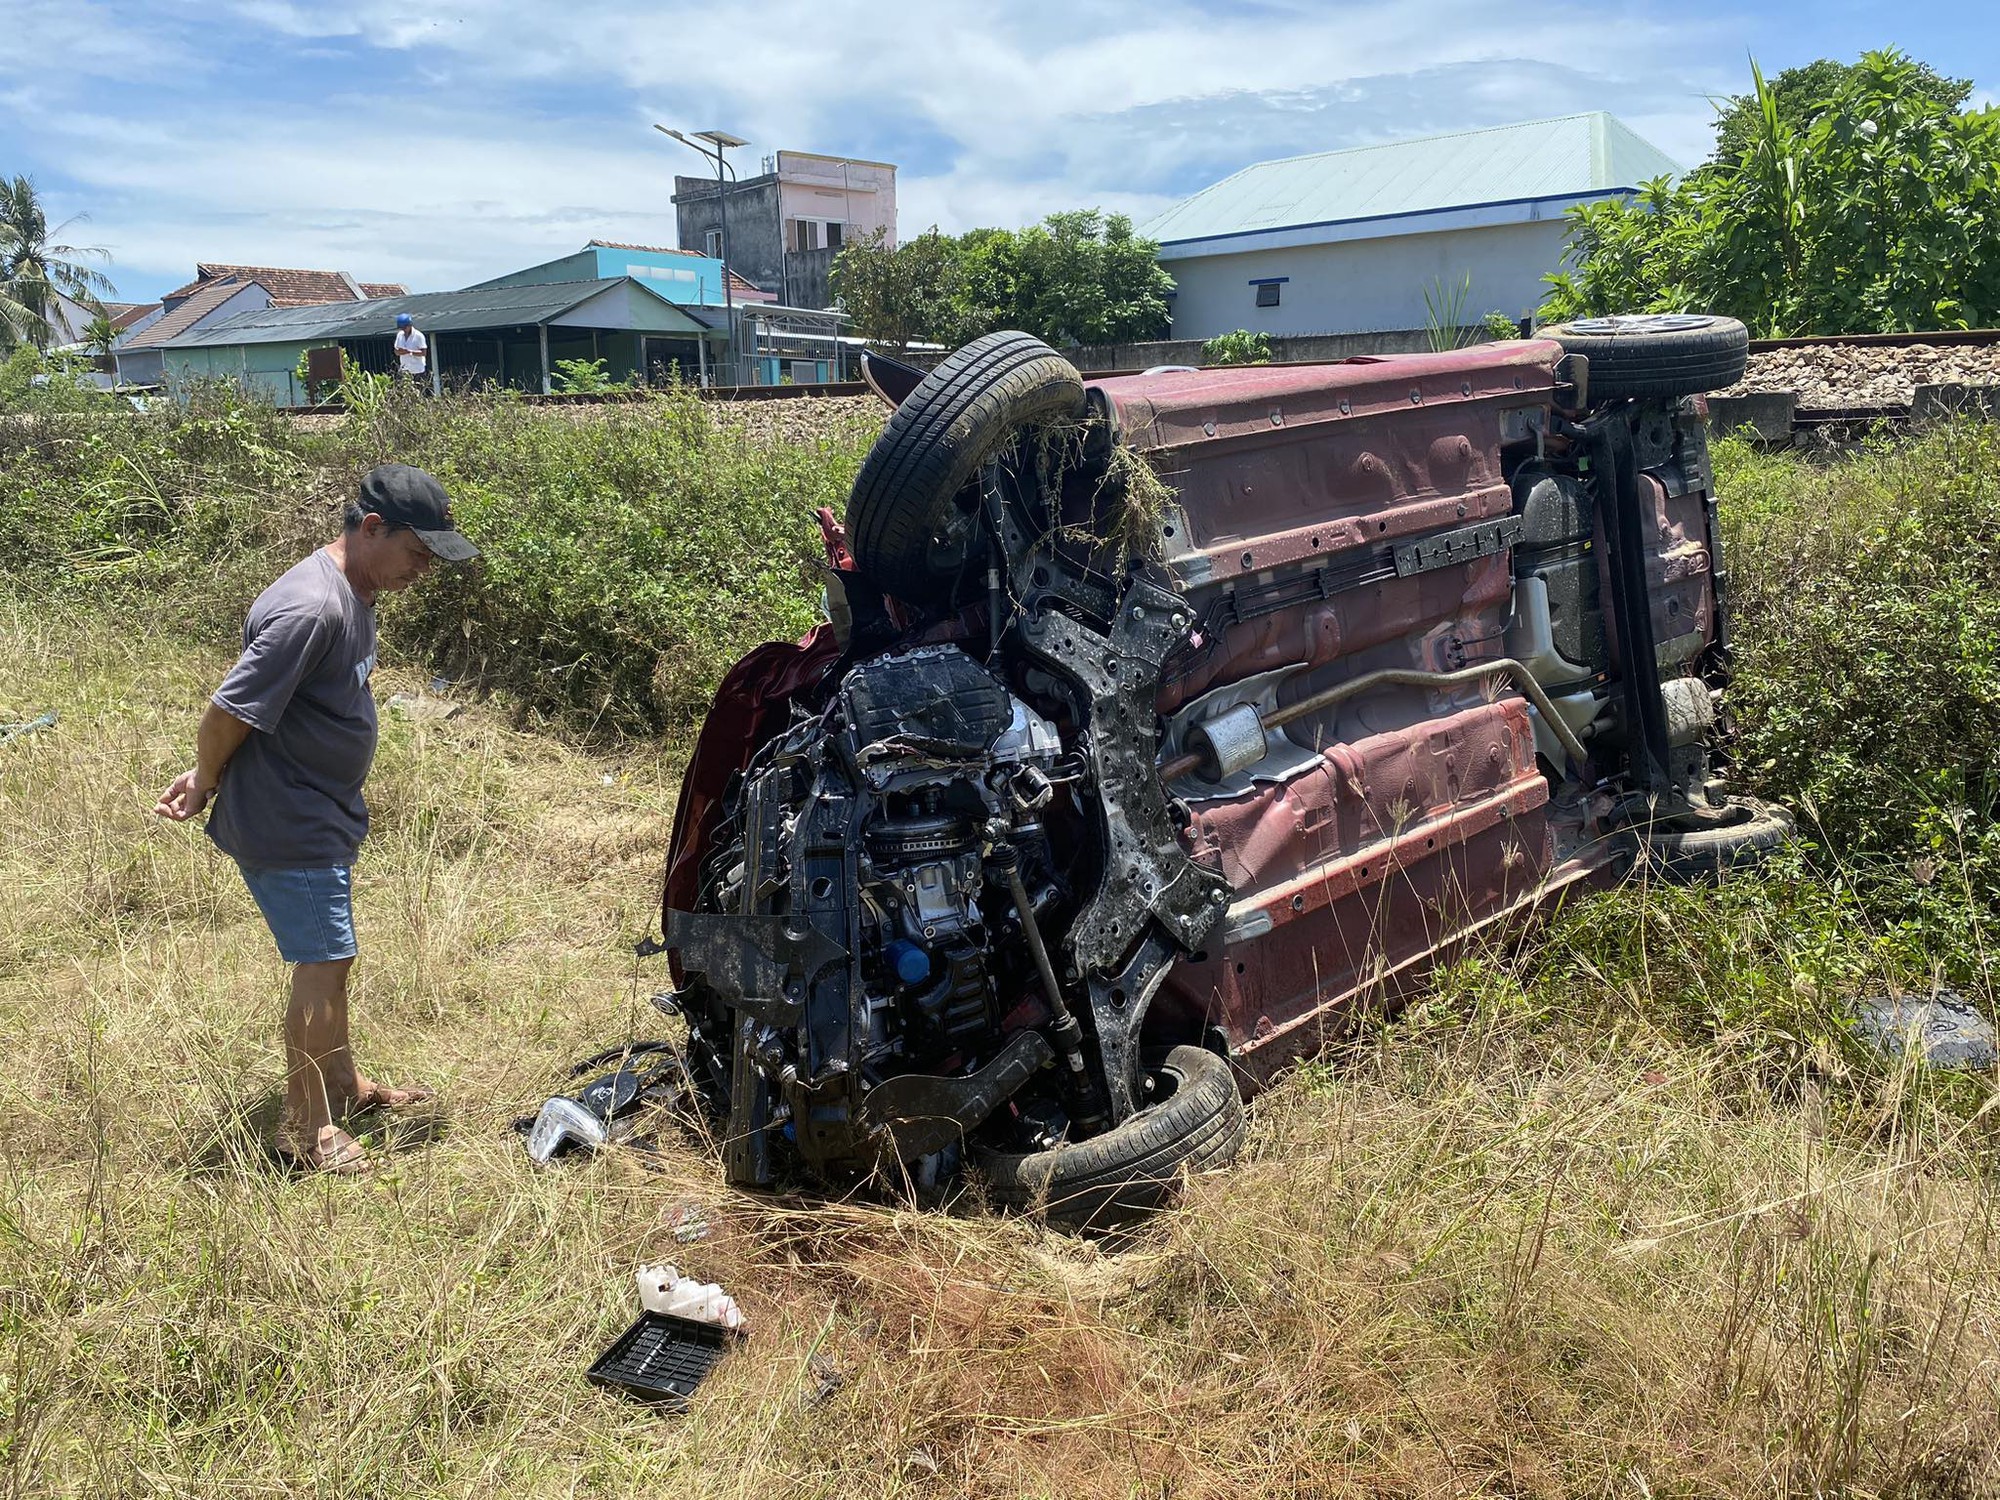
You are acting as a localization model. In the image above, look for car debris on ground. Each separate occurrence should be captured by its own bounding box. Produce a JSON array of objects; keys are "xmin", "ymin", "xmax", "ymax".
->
[
  {"xmin": 1850, "ymin": 987, "xmax": 1999, "ymax": 1071},
  {"xmin": 0, "ymin": 711, "xmax": 57, "ymax": 743},
  {"xmin": 520, "ymin": 1042, "xmax": 692, "ymax": 1165},
  {"xmin": 587, "ymin": 1296, "xmax": 746, "ymax": 1408}
]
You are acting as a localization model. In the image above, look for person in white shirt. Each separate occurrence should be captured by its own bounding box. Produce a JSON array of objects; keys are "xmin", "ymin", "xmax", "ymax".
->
[{"xmin": 393, "ymin": 313, "xmax": 428, "ymax": 382}]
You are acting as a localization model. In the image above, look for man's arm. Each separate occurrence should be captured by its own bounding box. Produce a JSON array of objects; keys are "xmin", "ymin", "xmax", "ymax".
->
[{"xmin": 154, "ymin": 702, "xmax": 255, "ymax": 821}]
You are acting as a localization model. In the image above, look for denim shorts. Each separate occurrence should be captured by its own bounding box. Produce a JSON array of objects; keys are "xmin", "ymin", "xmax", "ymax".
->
[{"xmin": 236, "ymin": 864, "xmax": 358, "ymax": 965}]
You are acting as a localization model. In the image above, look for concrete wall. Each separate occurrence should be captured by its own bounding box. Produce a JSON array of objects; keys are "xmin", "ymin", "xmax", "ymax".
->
[
  {"xmin": 781, "ymin": 246, "xmax": 836, "ymax": 311},
  {"xmin": 675, "ymin": 174, "xmax": 785, "ymax": 295},
  {"xmin": 1163, "ymin": 219, "xmax": 1568, "ymax": 341}
]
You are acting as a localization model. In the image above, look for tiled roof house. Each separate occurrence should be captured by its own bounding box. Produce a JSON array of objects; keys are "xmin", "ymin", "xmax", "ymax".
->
[{"xmin": 160, "ymin": 264, "xmax": 409, "ymax": 309}]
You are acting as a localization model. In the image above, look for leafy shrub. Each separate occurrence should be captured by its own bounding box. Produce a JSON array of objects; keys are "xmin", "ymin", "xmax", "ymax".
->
[
  {"xmin": 550, "ymin": 357, "xmax": 619, "ymax": 395},
  {"xmin": 0, "ymin": 345, "xmax": 116, "ymax": 415},
  {"xmin": 0, "ymin": 378, "xmax": 879, "ymax": 733},
  {"xmin": 1480, "ymin": 311, "xmax": 1521, "ymax": 341},
  {"xmin": 379, "ymin": 385, "xmax": 871, "ymax": 730},
  {"xmin": 1716, "ymin": 421, "xmax": 2000, "ymax": 932},
  {"xmin": 1201, "ymin": 330, "xmax": 1271, "ymax": 366},
  {"xmin": 1543, "ymin": 50, "xmax": 2000, "ymax": 333}
]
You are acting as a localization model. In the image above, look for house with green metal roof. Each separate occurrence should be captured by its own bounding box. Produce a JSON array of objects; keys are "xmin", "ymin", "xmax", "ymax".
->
[
  {"xmin": 145, "ymin": 274, "xmax": 728, "ymax": 404},
  {"xmin": 1141, "ymin": 113, "xmax": 1680, "ymax": 341}
]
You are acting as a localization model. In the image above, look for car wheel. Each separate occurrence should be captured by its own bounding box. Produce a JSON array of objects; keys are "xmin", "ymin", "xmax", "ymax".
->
[
  {"xmin": 1627, "ymin": 794, "xmax": 1794, "ymax": 881},
  {"xmin": 974, "ymin": 1045, "xmax": 1245, "ymax": 1231},
  {"xmin": 1537, "ymin": 313, "xmax": 1750, "ymax": 401},
  {"xmin": 847, "ymin": 330, "xmax": 1086, "ymax": 606}
]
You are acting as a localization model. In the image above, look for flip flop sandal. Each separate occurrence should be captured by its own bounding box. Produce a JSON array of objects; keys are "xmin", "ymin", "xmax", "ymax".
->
[
  {"xmin": 276, "ymin": 1127, "xmax": 374, "ymax": 1176},
  {"xmin": 353, "ymin": 1082, "xmax": 436, "ymax": 1111}
]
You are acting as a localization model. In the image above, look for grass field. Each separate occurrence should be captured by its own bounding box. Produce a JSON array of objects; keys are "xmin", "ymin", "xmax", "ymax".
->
[{"xmin": 4, "ymin": 401, "xmax": 2000, "ymax": 1497}]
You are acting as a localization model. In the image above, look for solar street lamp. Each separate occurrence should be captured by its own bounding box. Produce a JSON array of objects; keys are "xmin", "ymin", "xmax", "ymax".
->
[{"xmin": 656, "ymin": 124, "xmax": 747, "ymax": 382}]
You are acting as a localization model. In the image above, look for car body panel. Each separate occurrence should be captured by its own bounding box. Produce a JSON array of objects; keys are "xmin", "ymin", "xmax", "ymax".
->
[{"xmin": 1065, "ymin": 343, "xmax": 1610, "ymax": 1075}]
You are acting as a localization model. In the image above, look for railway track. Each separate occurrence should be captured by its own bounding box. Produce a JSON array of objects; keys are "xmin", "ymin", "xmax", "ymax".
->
[{"xmin": 271, "ymin": 329, "xmax": 2000, "ymax": 437}]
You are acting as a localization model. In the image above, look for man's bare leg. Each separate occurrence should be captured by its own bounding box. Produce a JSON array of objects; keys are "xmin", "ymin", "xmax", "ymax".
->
[{"xmin": 283, "ymin": 958, "xmax": 368, "ymax": 1170}]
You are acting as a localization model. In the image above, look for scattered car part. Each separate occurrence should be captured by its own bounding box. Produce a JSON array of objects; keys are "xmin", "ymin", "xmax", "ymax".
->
[
  {"xmin": 523, "ymin": 1047, "xmax": 691, "ymax": 1165},
  {"xmin": 636, "ymin": 1263, "xmax": 746, "ymax": 1329},
  {"xmin": 667, "ymin": 1203, "xmax": 713, "ymax": 1243},
  {"xmin": 1850, "ymin": 988, "xmax": 1998, "ymax": 1071},
  {"xmin": 860, "ymin": 347, "xmax": 929, "ymax": 408},
  {"xmin": 846, "ymin": 330, "xmax": 1086, "ymax": 603},
  {"xmin": 587, "ymin": 1311, "xmax": 744, "ymax": 1408},
  {"xmin": 525, "ymin": 1095, "xmax": 613, "ymax": 1164}
]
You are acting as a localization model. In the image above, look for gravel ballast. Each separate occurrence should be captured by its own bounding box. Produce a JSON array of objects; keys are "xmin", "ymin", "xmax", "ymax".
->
[{"xmin": 1719, "ymin": 344, "xmax": 2000, "ymax": 409}]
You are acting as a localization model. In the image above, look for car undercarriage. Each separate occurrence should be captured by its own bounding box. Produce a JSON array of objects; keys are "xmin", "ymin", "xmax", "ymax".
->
[{"xmin": 654, "ymin": 316, "xmax": 1790, "ymax": 1227}]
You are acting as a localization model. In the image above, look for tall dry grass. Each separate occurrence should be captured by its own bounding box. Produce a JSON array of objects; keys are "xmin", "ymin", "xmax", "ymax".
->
[{"xmin": 5, "ymin": 593, "xmax": 1998, "ymax": 1498}]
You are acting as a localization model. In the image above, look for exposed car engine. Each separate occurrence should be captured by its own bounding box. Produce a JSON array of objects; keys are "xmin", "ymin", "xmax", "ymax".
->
[{"xmin": 681, "ymin": 644, "xmax": 1113, "ymax": 1185}]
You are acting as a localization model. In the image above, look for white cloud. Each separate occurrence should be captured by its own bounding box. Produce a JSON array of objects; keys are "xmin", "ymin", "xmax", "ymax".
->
[{"xmin": 3, "ymin": 0, "xmax": 1753, "ymax": 298}]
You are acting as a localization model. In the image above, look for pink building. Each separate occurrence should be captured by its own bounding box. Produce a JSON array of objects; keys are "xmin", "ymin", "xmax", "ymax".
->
[{"xmin": 673, "ymin": 150, "xmax": 898, "ymax": 310}]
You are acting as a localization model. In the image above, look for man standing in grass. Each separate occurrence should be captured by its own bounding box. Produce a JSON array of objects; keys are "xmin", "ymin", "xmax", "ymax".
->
[{"xmin": 155, "ymin": 465, "xmax": 479, "ymax": 1173}]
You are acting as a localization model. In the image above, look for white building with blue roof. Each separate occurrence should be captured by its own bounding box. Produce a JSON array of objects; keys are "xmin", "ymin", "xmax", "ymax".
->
[{"xmin": 1143, "ymin": 113, "xmax": 1681, "ymax": 341}]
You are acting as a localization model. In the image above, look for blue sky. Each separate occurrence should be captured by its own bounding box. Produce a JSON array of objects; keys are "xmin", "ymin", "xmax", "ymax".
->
[{"xmin": 1, "ymin": 0, "xmax": 1992, "ymax": 302}]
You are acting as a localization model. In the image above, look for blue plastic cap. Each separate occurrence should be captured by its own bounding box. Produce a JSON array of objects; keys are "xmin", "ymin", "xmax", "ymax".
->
[
  {"xmin": 884, "ymin": 940, "xmax": 931, "ymax": 986},
  {"xmin": 396, "ymin": 313, "xmax": 413, "ymax": 326}
]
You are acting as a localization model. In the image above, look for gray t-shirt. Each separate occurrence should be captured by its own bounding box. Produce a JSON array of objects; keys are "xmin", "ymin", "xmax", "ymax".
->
[{"xmin": 206, "ymin": 549, "xmax": 378, "ymax": 869}]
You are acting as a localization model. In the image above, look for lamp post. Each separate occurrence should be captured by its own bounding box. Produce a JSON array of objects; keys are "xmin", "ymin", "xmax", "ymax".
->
[{"xmin": 656, "ymin": 124, "xmax": 747, "ymax": 385}]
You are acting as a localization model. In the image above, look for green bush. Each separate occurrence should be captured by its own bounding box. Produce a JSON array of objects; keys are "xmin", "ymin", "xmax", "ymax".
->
[
  {"xmin": 378, "ymin": 385, "xmax": 869, "ymax": 730},
  {"xmin": 0, "ymin": 378, "xmax": 878, "ymax": 733},
  {"xmin": 1716, "ymin": 421, "xmax": 2000, "ymax": 939},
  {"xmin": 1543, "ymin": 50, "xmax": 2000, "ymax": 333},
  {"xmin": 0, "ymin": 345, "xmax": 117, "ymax": 415},
  {"xmin": 1201, "ymin": 330, "xmax": 1271, "ymax": 366},
  {"xmin": 550, "ymin": 357, "xmax": 618, "ymax": 395}
]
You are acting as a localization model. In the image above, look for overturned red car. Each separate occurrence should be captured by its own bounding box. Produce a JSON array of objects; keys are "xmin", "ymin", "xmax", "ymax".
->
[{"xmin": 657, "ymin": 316, "xmax": 1788, "ymax": 1226}]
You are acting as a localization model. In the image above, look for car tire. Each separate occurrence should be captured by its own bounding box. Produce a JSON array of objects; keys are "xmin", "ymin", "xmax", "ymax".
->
[
  {"xmin": 1628, "ymin": 795, "xmax": 1794, "ymax": 881},
  {"xmin": 1537, "ymin": 313, "xmax": 1750, "ymax": 401},
  {"xmin": 847, "ymin": 331, "xmax": 1086, "ymax": 606},
  {"xmin": 974, "ymin": 1044, "xmax": 1245, "ymax": 1231}
]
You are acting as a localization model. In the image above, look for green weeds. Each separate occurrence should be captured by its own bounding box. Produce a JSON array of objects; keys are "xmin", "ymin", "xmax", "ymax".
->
[{"xmin": 0, "ymin": 376, "xmax": 880, "ymax": 733}]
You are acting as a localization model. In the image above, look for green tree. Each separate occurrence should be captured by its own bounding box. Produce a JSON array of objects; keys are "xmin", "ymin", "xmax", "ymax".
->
[
  {"xmin": 975, "ymin": 210, "xmax": 1173, "ymax": 347},
  {"xmin": 81, "ymin": 310, "xmax": 119, "ymax": 358},
  {"xmin": 949, "ymin": 226, "xmax": 1020, "ymax": 345},
  {"xmin": 833, "ymin": 211, "xmax": 1175, "ymax": 351},
  {"xmin": 1544, "ymin": 51, "xmax": 2000, "ymax": 335},
  {"xmin": 0, "ymin": 175, "xmax": 115, "ymax": 351},
  {"xmin": 1707, "ymin": 56, "xmax": 1972, "ymax": 164},
  {"xmin": 829, "ymin": 227, "xmax": 961, "ymax": 350}
]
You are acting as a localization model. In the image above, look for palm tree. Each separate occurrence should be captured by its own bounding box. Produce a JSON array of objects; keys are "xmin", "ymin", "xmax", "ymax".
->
[
  {"xmin": 82, "ymin": 310, "xmax": 120, "ymax": 358},
  {"xmin": 0, "ymin": 175, "xmax": 116, "ymax": 351}
]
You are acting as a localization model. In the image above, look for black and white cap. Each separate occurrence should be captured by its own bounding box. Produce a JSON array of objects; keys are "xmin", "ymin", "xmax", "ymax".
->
[{"xmin": 357, "ymin": 464, "xmax": 479, "ymax": 561}]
